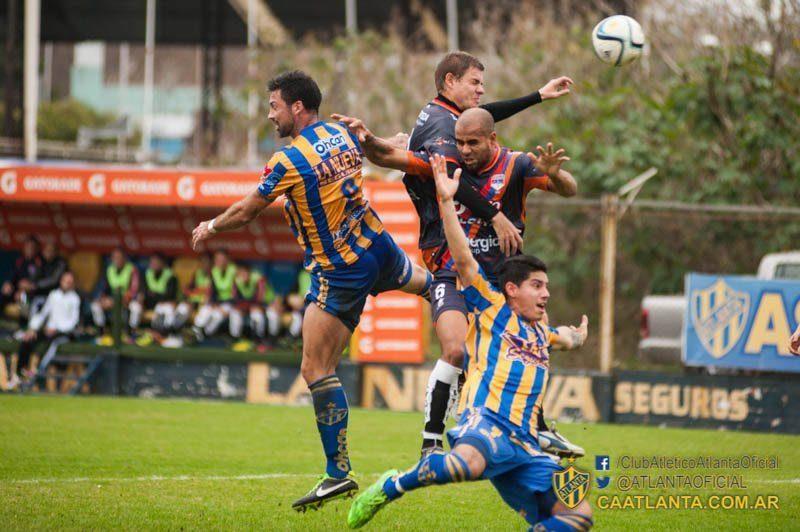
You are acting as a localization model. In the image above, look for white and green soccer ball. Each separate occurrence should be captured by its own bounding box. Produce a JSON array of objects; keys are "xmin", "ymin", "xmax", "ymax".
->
[{"xmin": 592, "ymin": 15, "xmax": 645, "ymax": 66}]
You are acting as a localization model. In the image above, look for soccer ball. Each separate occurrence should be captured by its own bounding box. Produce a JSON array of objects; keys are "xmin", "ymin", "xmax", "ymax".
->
[{"xmin": 591, "ymin": 15, "xmax": 645, "ymax": 66}]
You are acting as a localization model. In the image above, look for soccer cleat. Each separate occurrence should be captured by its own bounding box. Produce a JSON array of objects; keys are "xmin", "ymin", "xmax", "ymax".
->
[
  {"xmin": 347, "ymin": 470, "xmax": 398, "ymax": 529},
  {"xmin": 292, "ymin": 473, "xmax": 358, "ymax": 513},
  {"xmin": 135, "ymin": 332, "xmax": 154, "ymax": 347},
  {"xmin": 231, "ymin": 339, "xmax": 253, "ymax": 352},
  {"xmin": 95, "ymin": 334, "xmax": 114, "ymax": 346},
  {"xmin": 537, "ymin": 422, "xmax": 585, "ymax": 458}
]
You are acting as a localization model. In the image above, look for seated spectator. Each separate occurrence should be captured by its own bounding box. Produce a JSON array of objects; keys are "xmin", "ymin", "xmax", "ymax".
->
[
  {"xmin": 7, "ymin": 271, "xmax": 80, "ymax": 390},
  {"xmin": 193, "ymin": 250, "xmax": 236, "ymax": 340},
  {"xmin": 183, "ymin": 252, "xmax": 212, "ymax": 308},
  {"xmin": 130, "ymin": 253, "xmax": 185, "ymax": 347},
  {"xmin": 30, "ymin": 241, "xmax": 68, "ymax": 315},
  {"xmin": 91, "ymin": 248, "xmax": 140, "ymax": 345},
  {"xmin": 229, "ymin": 264, "xmax": 268, "ymax": 351},
  {"xmin": 1, "ymin": 235, "xmax": 42, "ymax": 327}
]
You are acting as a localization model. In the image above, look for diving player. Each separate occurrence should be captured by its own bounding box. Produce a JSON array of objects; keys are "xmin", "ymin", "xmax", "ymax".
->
[
  {"xmin": 334, "ymin": 107, "xmax": 585, "ymax": 457},
  {"xmin": 347, "ymin": 153, "xmax": 592, "ymax": 530},
  {"xmin": 191, "ymin": 71, "xmax": 432, "ymax": 512},
  {"xmin": 400, "ymin": 51, "xmax": 574, "ymax": 455}
]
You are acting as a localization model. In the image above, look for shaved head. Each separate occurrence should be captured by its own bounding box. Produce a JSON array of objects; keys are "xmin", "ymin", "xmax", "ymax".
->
[
  {"xmin": 456, "ymin": 107, "xmax": 495, "ymax": 136},
  {"xmin": 454, "ymin": 108, "xmax": 497, "ymax": 172}
]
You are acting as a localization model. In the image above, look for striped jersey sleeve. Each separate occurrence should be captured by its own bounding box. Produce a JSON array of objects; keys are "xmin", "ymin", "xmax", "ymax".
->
[
  {"xmin": 461, "ymin": 267, "xmax": 505, "ymax": 313},
  {"xmin": 257, "ymin": 151, "xmax": 299, "ymax": 202},
  {"xmin": 516, "ymin": 153, "xmax": 552, "ymax": 194}
]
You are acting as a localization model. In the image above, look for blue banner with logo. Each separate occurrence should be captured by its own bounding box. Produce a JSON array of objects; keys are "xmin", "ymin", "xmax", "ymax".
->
[{"xmin": 683, "ymin": 274, "xmax": 800, "ymax": 373}]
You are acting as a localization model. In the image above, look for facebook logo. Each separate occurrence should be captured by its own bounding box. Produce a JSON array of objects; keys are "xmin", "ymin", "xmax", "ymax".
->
[{"xmin": 595, "ymin": 455, "xmax": 610, "ymax": 471}]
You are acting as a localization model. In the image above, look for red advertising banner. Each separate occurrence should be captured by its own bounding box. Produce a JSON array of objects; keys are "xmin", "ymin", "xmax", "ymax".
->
[
  {"xmin": 0, "ymin": 162, "xmax": 425, "ymax": 363},
  {"xmin": 353, "ymin": 182, "xmax": 425, "ymax": 364}
]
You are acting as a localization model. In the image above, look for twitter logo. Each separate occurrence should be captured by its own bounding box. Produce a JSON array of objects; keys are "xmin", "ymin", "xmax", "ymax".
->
[{"xmin": 596, "ymin": 476, "xmax": 611, "ymax": 489}]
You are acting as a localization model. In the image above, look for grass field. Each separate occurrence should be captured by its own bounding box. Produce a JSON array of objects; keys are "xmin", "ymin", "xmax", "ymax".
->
[{"xmin": 1, "ymin": 395, "xmax": 798, "ymax": 531}]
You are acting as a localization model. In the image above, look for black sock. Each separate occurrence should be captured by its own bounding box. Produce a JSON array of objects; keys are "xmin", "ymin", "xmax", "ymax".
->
[
  {"xmin": 537, "ymin": 409, "xmax": 549, "ymax": 432},
  {"xmin": 423, "ymin": 380, "xmax": 451, "ymax": 445}
]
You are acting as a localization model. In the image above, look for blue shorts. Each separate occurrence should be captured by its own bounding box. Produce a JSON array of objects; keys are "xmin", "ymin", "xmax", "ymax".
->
[
  {"xmin": 306, "ymin": 230, "xmax": 414, "ymax": 331},
  {"xmin": 447, "ymin": 407, "xmax": 562, "ymax": 525}
]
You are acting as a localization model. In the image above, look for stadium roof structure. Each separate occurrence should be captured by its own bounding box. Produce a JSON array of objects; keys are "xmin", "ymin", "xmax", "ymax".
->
[
  {"xmin": 6, "ymin": 0, "xmax": 470, "ymax": 163},
  {"xmin": 1, "ymin": 0, "xmax": 468, "ymax": 45}
]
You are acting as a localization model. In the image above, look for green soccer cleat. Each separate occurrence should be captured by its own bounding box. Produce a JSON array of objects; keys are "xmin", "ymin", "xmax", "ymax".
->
[
  {"xmin": 292, "ymin": 473, "xmax": 358, "ymax": 513},
  {"xmin": 347, "ymin": 469, "xmax": 399, "ymax": 529}
]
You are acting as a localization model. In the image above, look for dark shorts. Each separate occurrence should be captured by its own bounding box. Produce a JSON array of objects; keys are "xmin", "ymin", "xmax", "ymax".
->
[
  {"xmin": 305, "ymin": 231, "xmax": 414, "ymax": 331},
  {"xmin": 430, "ymin": 269, "xmax": 467, "ymax": 323}
]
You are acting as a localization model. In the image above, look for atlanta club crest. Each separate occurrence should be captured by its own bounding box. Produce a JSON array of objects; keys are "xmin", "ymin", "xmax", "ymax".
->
[
  {"xmin": 690, "ymin": 278, "xmax": 750, "ymax": 359},
  {"xmin": 552, "ymin": 460, "xmax": 590, "ymax": 509},
  {"xmin": 316, "ymin": 402, "xmax": 348, "ymax": 426}
]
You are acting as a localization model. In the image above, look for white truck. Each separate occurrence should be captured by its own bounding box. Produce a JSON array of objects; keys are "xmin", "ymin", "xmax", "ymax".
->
[{"xmin": 638, "ymin": 251, "xmax": 800, "ymax": 364}]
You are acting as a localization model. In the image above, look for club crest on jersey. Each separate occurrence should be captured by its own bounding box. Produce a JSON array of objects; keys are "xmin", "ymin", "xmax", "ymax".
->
[
  {"xmin": 552, "ymin": 461, "xmax": 590, "ymax": 509},
  {"xmin": 501, "ymin": 331, "xmax": 548, "ymax": 367},
  {"xmin": 690, "ymin": 278, "xmax": 750, "ymax": 359},
  {"xmin": 490, "ymin": 174, "xmax": 505, "ymax": 191},
  {"xmin": 316, "ymin": 402, "xmax": 348, "ymax": 426}
]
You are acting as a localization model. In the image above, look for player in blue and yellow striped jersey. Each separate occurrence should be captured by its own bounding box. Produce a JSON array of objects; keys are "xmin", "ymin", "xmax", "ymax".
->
[
  {"xmin": 348, "ymin": 153, "xmax": 592, "ymax": 531},
  {"xmin": 191, "ymin": 71, "xmax": 431, "ymax": 512}
]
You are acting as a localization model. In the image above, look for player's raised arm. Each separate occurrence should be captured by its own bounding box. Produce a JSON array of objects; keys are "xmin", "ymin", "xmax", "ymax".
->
[
  {"xmin": 191, "ymin": 189, "xmax": 272, "ymax": 250},
  {"xmin": 551, "ymin": 314, "xmax": 589, "ymax": 350},
  {"xmin": 529, "ymin": 142, "xmax": 577, "ymax": 197},
  {"xmin": 481, "ymin": 76, "xmax": 574, "ymax": 122},
  {"xmin": 431, "ymin": 153, "xmax": 479, "ymax": 285},
  {"xmin": 331, "ymin": 113, "xmax": 413, "ymax": 172}
]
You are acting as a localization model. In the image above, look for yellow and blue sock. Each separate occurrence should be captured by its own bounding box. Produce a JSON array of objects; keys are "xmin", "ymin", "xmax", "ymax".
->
[
  {"xmin": 309, "ymin": 374, "xmax": 351, "ymax": 479},
  {"xmin": 382, "ymin": 452, "xmax": 472, "ymax": 500}
]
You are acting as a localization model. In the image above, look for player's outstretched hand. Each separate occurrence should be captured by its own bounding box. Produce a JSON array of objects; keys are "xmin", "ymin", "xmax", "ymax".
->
[
  {"xmin": 331, "ymin": 113, "xmax": 373, "ymax": 143},
  {"xmin": 531, "ymin": 142, "xmax": 570, "ymax": 177},
  {"xmin": 790, "ymin": 324, "xmax": 800, "ymax": 355},
  {"xmin": 567, "ymin": 314, "xmax": 589, "ymax": 349},
  {"xmin": 191, "ymin": 220, "xmax": 215, "ymax": 251},
  {"xmin": 432, "ymin": 153, "xmax": 459, "ymax": 202},
  {"xmin": 539, "ymin": 76, "xmax": 574, "ymax": 100}
]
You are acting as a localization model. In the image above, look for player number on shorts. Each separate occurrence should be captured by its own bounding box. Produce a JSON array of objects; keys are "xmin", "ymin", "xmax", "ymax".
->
[{"xmin": 434, "ymin": 284, "xmax": 446, "ymax": 303}]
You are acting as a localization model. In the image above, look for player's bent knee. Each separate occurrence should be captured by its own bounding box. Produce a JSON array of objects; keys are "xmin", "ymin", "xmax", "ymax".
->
[{"xmin": 452, "ymin": 444, "xmax": 486, "ymax": 479}]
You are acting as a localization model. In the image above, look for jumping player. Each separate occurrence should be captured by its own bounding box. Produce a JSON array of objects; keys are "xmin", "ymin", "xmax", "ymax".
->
[
  {"xmin": 401, "ymin": 51, "xmax": 574, "ymax": 455},
  {"xmin": 190, "ymin": 71, "xmax": 431, "ymax": 512},
  {"xmin": 334, "ymin": 108, "xmax": 585, "ymax": 457},
  {"xmin": 347, "ymin": 153, "xmax": 592, "ymax": 530}
]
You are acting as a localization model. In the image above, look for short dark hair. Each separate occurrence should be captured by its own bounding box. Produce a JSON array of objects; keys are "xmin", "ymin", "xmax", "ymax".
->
[
  {"xmin": 268, "ymin": 70, "xmax": 322, "ymax": 112},
  {"xmin": 496, "ymin": 255, "xmax": 548, "ymax": 296},
  {"xmin": 434, "ymin": 51, "xmax": 485, "ymax": 92}
]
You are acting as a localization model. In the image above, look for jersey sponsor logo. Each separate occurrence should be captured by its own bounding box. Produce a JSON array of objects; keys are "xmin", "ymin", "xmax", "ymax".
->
[
  {"xmin": 468, "ymin": 236, "xmax": 499, "ymax": 254},
  {"xmin": 313, "ymin": 148, "xmax": 362, "ymax": 187},
  {"xmin": 416, "ymin": 110, "xmax": 430, "ymax": 126},
  {"xmin": 260, "ymin": 170, "xmax": 282, "ymax": 193},
  {"xmin": 501, "ymin": 331, "xmax": 549, "ymax": 368},
  {"xmin": 313, "ymin": 133, "xmax": 347, "ymax": 155}
]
